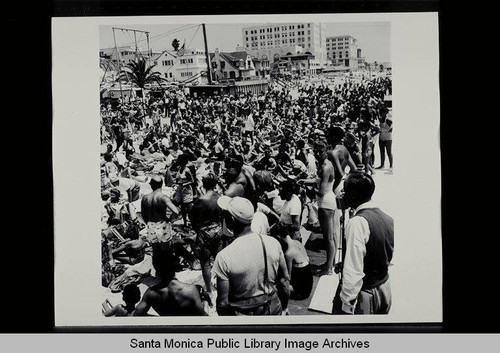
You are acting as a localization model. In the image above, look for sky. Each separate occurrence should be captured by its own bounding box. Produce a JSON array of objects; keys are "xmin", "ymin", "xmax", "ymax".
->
[{"xmin": 99, "ymin": 21, "xmax": 390, "ymax": 63}]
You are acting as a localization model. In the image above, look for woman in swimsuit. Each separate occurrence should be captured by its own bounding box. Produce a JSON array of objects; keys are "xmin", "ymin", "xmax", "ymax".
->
[
  {"xmin": 299, "ymin": 139, "xmax": 337, "ymax": 276},
  {"xmin": 314, "ymin": 140, "xmax": 338, "ymax": 276}
]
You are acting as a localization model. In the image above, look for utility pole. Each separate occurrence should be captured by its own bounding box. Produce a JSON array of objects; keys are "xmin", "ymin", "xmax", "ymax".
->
[
  {"xmin": 146, "ymin": 32, "xmax": 151, "ymax": 67},
  {"xmin": 202, "ymin": 24, "xmax": 213, "ymax": 85},
  {"xmin": 112, "ymin": 28, "xmax": 124, "ymax": 101},
  {"xmin": 112, "ymin": 27, "xmax": 150, "ymax": 103}
]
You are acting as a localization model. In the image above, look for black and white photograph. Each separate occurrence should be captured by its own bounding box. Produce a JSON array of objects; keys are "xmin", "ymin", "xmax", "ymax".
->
[{"xmin": 53, "ymin": 13, "xmax": 441, "ymax": 326}]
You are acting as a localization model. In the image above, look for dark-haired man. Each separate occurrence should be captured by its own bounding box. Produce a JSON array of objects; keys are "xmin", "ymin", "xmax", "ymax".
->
[
  {"xmin": 334, "ymin": 171, "xmax": 394, "ymax": 315},
  {"xmin": 223, "ymin": 155, "xmax": 255, "ymax": 198},
  {"xmin": 133, "ymin": 252, "xmax": 209, "ymax": 316},
  {"xmin": 189, "ymin": 174, "xmax": 224, "ymax": 294},
  {"xmin": 141, "ymin": 176, "xmax": 180, "ymax": 281},
  {"xmin": 326, "ymin": 125, "xmax": 358, "ymax": 193},
  {"xmin": 141, "ymin": 176, "xmax": 179, "ymax": 246}
]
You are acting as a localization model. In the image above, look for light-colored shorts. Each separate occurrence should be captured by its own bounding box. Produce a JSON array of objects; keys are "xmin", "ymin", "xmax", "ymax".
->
[{"xmin": 146, "ymin": 221, "xmax": 173, "ymax": 245}]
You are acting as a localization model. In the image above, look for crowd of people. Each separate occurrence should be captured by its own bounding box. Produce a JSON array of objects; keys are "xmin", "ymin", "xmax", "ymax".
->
[{"xmin": 100, "ymin": 74, "xmax": 394, "ymax": 316}]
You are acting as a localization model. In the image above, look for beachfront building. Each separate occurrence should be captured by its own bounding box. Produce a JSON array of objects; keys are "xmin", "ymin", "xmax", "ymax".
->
[
  {"xmin": 273, "ymin": 53, "xmax": 322, "ymax": 76},
  {"xmin": 242, "ymin": 23, "xmax": 328, "ymax": 67},
  {"xmin": 251, "ymin": 56, "xmax": 271, "ymax": 78},
  {"xmin": 100, "ymin": 46, "xmax": 161, "ymax": 65},
  {"xmin": 151, "ymin": 50, "xmax": 177, "ymax": 81},
  {"xmin": 326, "ymin": 35, "xmax": 365, "ymax": 69},
  {"xmin": 151, "ymin": 48, "xmax": 210, "ymax": 85},
  {"xmin": 210, "ymin": 49, "xmax": 257, "ymax": 81}
]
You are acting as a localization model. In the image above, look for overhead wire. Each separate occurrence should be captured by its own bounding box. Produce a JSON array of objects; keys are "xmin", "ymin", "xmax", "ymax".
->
[{"xmin": 114, "ymin": 24, "xmax": 201, "ymax": 49}]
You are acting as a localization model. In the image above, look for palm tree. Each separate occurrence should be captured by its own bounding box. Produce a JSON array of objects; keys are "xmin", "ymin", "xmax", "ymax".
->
[
  {"xmin": 172, "ymin": 38, "xmax": 180, "ymax": 52},
  {"xmin": 117, "ymin": 56, "xmax": 164, "ymax": 103}
]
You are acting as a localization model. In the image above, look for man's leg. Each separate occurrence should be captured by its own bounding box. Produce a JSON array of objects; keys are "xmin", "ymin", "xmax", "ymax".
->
[
  {"xmin": 376, "ymin": 140, "xmax": 386, "ymax": 169},
  {"xmin": 385, "ymin": 140, "xmax": 393, "ymax": 168}
]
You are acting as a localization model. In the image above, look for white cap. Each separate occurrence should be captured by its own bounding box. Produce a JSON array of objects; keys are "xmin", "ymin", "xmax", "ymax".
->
[{"xmin": 217, "ymin": 196, "xmax": 254, "ymax": 225}]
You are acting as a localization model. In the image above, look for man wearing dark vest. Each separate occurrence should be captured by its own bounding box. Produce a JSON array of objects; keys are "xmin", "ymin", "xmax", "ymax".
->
[{"xmin": 335, "ymin": 171, "xmax": 394, "ymax": 314}]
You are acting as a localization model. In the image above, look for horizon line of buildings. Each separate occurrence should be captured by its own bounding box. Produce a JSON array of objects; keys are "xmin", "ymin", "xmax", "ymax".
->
[{"xmin": 100, "ymin": 22, "xmax": 391, "ymax": 86}]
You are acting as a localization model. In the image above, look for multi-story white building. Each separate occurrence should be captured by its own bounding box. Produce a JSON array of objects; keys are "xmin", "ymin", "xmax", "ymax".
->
[
  {"xmin": 325, "ymin": 35, "xmax": 365, "ymax": 69},
  {"xmin": 151, "ymin": 48, "xmax": 210, "ymax": 85},
  {"xmin": 242, "ymin": 23, "xmax": 327, "ymax": 66},
  {"xmin": 99, "ymin": 46, "xmax": 161, "ymax": 65}
]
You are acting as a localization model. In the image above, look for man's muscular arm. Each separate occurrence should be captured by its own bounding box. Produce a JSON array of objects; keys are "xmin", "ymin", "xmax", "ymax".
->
[
  {"xmin": 162, "ymin": 194, "xmax": 179, "ymax": 215},
  {"xmin": 215, "ymin": 277, "xmax": 231, "ymax": 316},
  {"xmin": 347, "ymin": 152, "xmax": 358, "ymax": 172}
]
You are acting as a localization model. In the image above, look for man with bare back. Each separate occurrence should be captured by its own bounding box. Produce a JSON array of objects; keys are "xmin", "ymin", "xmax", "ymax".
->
[
  {"xmin": 141, "ymin": 176, "xmax": 180, "ymax": 281},
  {"xmin": 141, "ymin": 176, "xmax": 179, "ymax": 248},
  {"xmin": 223, "ymin": 154, "xmax": 255, "ymax": 198},
  {"xmin": 133, "ymin": 252, "xmax": 209, "ymax": 316},
  {"xmin": 326, "ymin": 126, "xmax": 358, "ymax": 194}
]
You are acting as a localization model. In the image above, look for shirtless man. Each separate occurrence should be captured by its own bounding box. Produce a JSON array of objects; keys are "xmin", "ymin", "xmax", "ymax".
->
[
  {"xmin": 133, "ymin": 252, "xmax": 208, "ymax": 316},
  {"xmin": 326, "ymin": 126, "xmax": 358, "ymax": 193},
  {"xmin": 110, "ymin": 237, "xmax": 148, "ymax": 266},
  {"xmin": 223, "ymin": 155, "xmax": 255, "ymax": 198},
  {"xmin": 276, "ymin": 226, "xmax": 313, "ymax": 301},
  {"xmin": 141, "ymin": 176, "xmax": 180, "ymax": 280},
  {"xmin": 189, "ymin": 174, "xmax": 223, "ymax": 294},
  {"xmin": 141, "ymin": 176, "xmax": 179, "ymax": 244}
]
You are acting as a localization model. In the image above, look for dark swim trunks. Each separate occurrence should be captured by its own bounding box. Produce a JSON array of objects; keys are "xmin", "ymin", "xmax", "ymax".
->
[{"xmin": 192, "ymin": 222, "xmax": 224, "ymax": 261}]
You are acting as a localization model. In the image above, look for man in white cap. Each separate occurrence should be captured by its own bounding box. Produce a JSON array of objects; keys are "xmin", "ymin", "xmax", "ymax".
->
[
  {"xmin": 108, "ymin": 173, "xmax": 141, "ymax": 203},
  {"xmin": 212, "ymin": 196, "xmax": 290, "ymax": 316}
]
